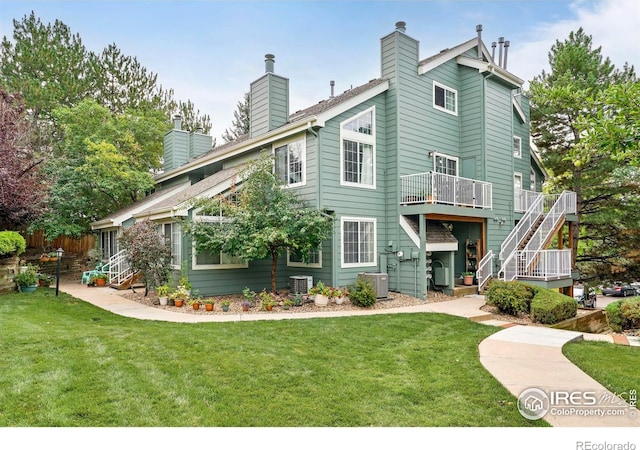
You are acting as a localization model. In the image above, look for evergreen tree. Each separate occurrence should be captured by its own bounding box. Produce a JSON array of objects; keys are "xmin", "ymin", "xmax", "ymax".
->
[
  {"xmin": 528, "ymin": 28, "xmax": 638, "ymax": 282},
  {"xmin": 221, "ymin": 92, "xmax": 250, "ymax": 143}
]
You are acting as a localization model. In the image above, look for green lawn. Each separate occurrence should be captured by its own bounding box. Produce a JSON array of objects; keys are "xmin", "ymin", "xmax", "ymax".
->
[
  {"xmin": 563, "ymin": 340, "xmax": 640, "ymax": 396},
  {"xmin": 0, "ymin": 288, "xmax": 544, "ymax": 427}
]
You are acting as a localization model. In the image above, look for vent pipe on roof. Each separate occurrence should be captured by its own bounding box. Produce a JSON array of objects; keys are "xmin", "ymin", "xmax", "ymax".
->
[
  {"xmin": 503, "ymin": 40, "xmax": 510, "ymax": 70},
  {"xmin": 265, "ymin": 53, "xmax": 275, "ymax": 73},
  {"xmin": 476, "ymin": 24, "xmax": 483, "ymax": 60},
  {"xmin": 491, "ymin": 42, "xmax": 496, "ymax": 61},
  {"xmin": 173, "ymin": 114, "xmax": 182, "ymax": 130},
  {"xmin": 498, "ymin": 37, "xmax": 504, "ymax": 68},
  {"xmin": 395, "ymin": 21, "xmax": 406, "ymax": 33},
  {"xmin": 330, "ymin": 80, "xmax": 335, "ymax": 98}
]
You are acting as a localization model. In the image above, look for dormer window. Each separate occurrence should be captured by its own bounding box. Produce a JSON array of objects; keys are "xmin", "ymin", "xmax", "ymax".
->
[{"xmin": 433, "ymin": 81, "xmax": 457, "ymax": 115}]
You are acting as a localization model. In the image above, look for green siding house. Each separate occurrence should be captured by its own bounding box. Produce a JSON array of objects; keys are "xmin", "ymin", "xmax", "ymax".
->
[{"xmin": 92, "ymin": 22, "xmax": 576, "ymax": 298}]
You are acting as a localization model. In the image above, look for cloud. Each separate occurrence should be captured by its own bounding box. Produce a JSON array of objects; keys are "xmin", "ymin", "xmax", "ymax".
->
[{"xmin": 509, "ymin": 0, "xmax": 640, "ymax": 87}]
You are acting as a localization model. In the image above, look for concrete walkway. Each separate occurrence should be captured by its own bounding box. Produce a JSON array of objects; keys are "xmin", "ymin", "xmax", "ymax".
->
[{"xmin": 58, "ymin": 282, "xmax": 639, "ymax": 427}]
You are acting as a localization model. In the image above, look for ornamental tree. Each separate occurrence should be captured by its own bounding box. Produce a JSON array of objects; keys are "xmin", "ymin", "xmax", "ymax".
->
[
  {"xmin": 185, "ymin": 154, "xmax": 334, "ymax": 293},
  {"xmin": 119, "ymin": 219, "xmax": 172, "ymax": 296}
]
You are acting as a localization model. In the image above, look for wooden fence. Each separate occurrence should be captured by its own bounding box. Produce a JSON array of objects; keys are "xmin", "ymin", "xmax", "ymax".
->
[{"xmin": 20, "ymin": 229, "xmax": 96, "ymax": 257}]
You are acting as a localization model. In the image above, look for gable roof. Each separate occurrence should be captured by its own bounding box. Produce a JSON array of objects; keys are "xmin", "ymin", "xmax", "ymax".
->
[
  {"xmin": 90, "ymin": 182, "xmax": 191, "ymax": 230},
  {"xmin": 134, "ymin": 167, "xmax": 239, "ymax": 220},
  {"xmin": 155, "ymin": 78, "xmax": 389, "ymax": 183},
  {"xmin": 419, "ymin": 38, "xmax": 523, "ymax": 87}
]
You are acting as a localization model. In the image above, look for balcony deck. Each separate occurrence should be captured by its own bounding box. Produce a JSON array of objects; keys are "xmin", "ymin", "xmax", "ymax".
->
[{"xmin": 400, "ymin": 171, "xmax": 492, "ymax": 210}]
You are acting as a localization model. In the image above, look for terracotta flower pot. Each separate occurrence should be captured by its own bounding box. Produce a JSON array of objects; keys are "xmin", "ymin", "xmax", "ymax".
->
[
  {"xmin": 265, "ymin": 304, "xmax": 273, "ymax": 311},
  {"xmin": 192, "ymin": 303, "xmax": 200, "ymax": 310},
  {"xmin": 205, "ymin": 303, "xmax": 214, "ymax": 311},
  {"xmin": 174, "ymin": 299, "xmax": 184, "ymax": 307},
  {"xmin": 96, "ymin": 278, "xmax": 107, "ymax": 287}
]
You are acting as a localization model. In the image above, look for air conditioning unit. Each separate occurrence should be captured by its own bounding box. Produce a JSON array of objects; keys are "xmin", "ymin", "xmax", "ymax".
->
[
  {"xmin": 360, "ymin": 272, "xmax": 389, "ymax": 299},
  {"xmin": 290, "ymin": 275, "xmax": 313, "ymax": 294}
]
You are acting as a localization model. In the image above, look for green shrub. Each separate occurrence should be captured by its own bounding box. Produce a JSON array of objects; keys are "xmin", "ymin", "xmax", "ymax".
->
[
  {"xmin": 348, "ymin": 275, "xmax": 377, "ymax": 308},
  {"xmin": 606, "ymin": 298, "xmax": 640, "ymax": 332},
  {"xmin": 530, "ymin": 289, "xmax": 577, "ymax": 324},
  {"xmin": 0, "ymin": 231, "xmax": 26, "ymax": 257},
  {"xmin": 485, "ymin": 280, "xmax": 536, "ymax": 315}
]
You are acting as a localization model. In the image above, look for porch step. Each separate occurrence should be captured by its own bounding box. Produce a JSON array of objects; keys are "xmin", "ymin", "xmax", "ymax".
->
[{"xmin": 452, "ymin": 285, "xmax": 477, "ymax": 297}]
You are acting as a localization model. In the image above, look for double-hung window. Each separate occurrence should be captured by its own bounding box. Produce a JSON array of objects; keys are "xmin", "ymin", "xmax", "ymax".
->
[
  {"xmin": 274, "ymin": 138, "xmax": 306, "ymax": 187},
  {"xmin": 341, "ymin": 217, "xmax": 376, "ymax": 268},
  {"xmin": 433, "ymin": 81, "xmax": 457, "ymax": 115},
  {"xmin": 100, "ymin": 229, "xmax": 118, "ymax": 260},
  {"xmin": 513, "ymin": 136, "xmax": 522, "ymax": 158},
  {"xmin": 340, "ymin": 107, "xmax": 376, "ymax": 188}
]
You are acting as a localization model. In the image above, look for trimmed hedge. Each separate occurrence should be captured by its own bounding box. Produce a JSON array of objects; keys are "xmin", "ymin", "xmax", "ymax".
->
[
  {"xmin": 605, "ymin": 298, "xmax": 640, "ymax": 332},
  {"xmin": 485, "ymin": 280, "xmax": 536, "ymax": 316},
  {"xmin": 486, "ymin": 280, "xmax": 577, "ymax": 324},
  {"xmin": 0, "ymin": 231, "xmax": 26, "ymax": 257},
  {"xmin": 530, "ymin": 289, "xmax": 578, "ymax": 324}
]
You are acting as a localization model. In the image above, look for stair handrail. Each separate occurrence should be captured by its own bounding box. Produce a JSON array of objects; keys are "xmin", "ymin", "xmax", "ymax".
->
[
  {"xmin": 476, "ymin": 250, "xmax": 494, "ymax": 293},
  {"xmin": 108, "ymin": 250, "xmax": 132, "ymax": 285},
  {"xmin": 522, "ymin": 191, "xmax": 576, "ymax": 270},
  {"xmin": 499, "ymin": 192, "xmax": 544, "ymax": 261}
]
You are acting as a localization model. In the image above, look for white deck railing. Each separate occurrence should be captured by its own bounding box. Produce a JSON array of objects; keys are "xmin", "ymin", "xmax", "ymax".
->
[
  {"xmin": 400, "ymin": 172, "xmax": 492, "ymax": 209},
  {"xmin": 516, "ymin": 249, "xmax": 572, "ymax": 280},
  {"xmin": 515, "ymin": 189, "xmax": 542, "ymax": 213}
]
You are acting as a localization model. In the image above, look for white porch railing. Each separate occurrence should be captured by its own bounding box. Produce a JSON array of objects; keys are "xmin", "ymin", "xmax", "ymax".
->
[
  {"xmin": 515, "ymin": 189, "xmax": 541, "ymax": 213},
  {"xmin": 521, "ymin": 191, "xmax": 576, "ymax": 270},
  {"xmin": 499, "ymin": 192, "xmax": 543, "ymax": 262},
  {"xmin": 108, "ymin": 250, "xmax": 133, "ymax": 285},
  {"xmin": 476, "ymin": 250, "xmax": 494, "ymax": 293},
  {"xmin": 400, "ymin": 171, "xmax": 492, "ymax": 209},
  {"xmin": 516, "ymin": 249, "xmax": 572, "ymax": 280}
]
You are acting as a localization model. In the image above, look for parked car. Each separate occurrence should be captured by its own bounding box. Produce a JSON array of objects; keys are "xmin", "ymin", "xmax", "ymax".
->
[
  {"xmin": 631, "ymin": 282, "xmax": 640, "ymax": 296},
  {"xmin": 601, "ymin": 283, "xmax": 637, "ymax": 297},
  {"xmin": 573, "ymin": 284, "xmax": 597, "ymax": 308}
]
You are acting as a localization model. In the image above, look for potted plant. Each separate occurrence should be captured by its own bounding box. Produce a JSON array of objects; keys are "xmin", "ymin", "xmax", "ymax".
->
[
  {"xmin": 202, "ymin": 299, "xmax": 215, "ymax": 311},
  {"xmin": 170, "ymin": 285, "xmax": 190, "ymax": 307},
  {"xmin": 241, "ymin": 300, "xmax": 251, "ymax": 312},
  {"xmin": 258, "ymin": 289, "xmax": 275, "ymax": 311},
  {"xmin": 462, "ymin": 271, "xmax": 474, "ymax": 286},
  {"xmin": 38, "ymin": 273, "xmax": 54, "ymax": 287},
  {"xmin": 157, "ymin": 285, "xmax": 171, "ymax": 306},
  {"xmin": 188, "ymin": 299, "xmax": 201, "ymax": 310},
  {"xmin": 309, "ymin": 281, "xmax": 331, "ymax": 306},
  {"xmin": 39, "ymin": 253, "xmax": 50, "ymax": 263},
  {"xmin": 92, "ymin": 272, "xmax": 109, "ymax": 287},
  {"xmin": 242, "ymin": 287, "xmax": 256, "ymax": 307},
  {"xmin": 15, "ymin": 264, "xmax": 39, "ymax": 293},
  {"xmin": 332, "ymin": 287, "xmax": 348, "ymax": 305},
  {"xmin": 221, "ymin": 300, "xmax": 231, "ymax": 312},
  {"xmin": 47, "ymin": 251, "xmax": 59, "ymax": 262}
]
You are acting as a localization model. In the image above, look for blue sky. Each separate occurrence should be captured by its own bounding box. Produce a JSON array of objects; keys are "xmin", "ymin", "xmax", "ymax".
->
[{"xmin": 1, "ymin": 0, "xmax": 639, "ymax": 141}]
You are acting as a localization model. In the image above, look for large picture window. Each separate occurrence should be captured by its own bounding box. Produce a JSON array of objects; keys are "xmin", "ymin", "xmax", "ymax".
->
[
  {"xmin": 341, "ymin": 217, "xmax": 376, "ymax": 267},
  {"xmin": 274, "ymin": 138, "xmax": 306, "ymax": 187},
  {"xmin": 433, "ymin": 81, "xmax": 457, "ymax": 115},
  {"xmin": 340, "ymin": 107, "xmax": 376, "ymax": 188}
]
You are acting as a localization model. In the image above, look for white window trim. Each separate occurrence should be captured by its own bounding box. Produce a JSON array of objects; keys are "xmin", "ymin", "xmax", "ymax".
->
[
  {"xmin": 433, "ymin": 81, "xmax": 458, "ymax": 116},
  {"xmin": 530, "ymin": 167, "xmax": 536, "ymax": 191},
  {"xmin": 340, "ymin": 216, "xmax": 377, "ymax": 268},
  {"xmin": 159, "ymin": 222, "xmax": 182, "ymax": 270},
  {"xmin": 513, "ymin": 135, "xmax": 522, "ymax": 158},
  {"xmin": 192, "ymin": 243, "xmax": 248, "ymax": 270},
  {"xmin": 514, "ymin": 172, "xmax": 523, "ymax": 189},
  {"xmin": 287, "ymin": 249, "xmax": 322, "ymax": 268},
  {"xmin": 191, "ymin": 205, "xmax": 247, "ymax": 270},
  {"xmin": 432, "ymin": 152, "xmax": 459, "ymax": 176},
  {"xmin": 273, "ymin": 136, "xmax": 306, "ymax": 188},
  {"xmin": 340, "ymin": 106, "xmax": 376, "ymax": 190}
]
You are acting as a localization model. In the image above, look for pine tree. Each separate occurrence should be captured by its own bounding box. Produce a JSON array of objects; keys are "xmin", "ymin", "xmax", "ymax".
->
[{"xmin": 221, "ymin": 92, "xmax": 250, "ymax": 143}]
